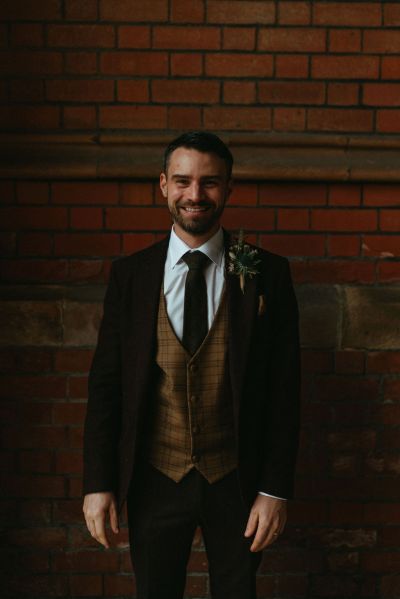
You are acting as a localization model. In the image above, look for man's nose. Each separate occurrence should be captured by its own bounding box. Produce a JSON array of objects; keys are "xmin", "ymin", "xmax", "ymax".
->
[{"xmin": 188, "ymin": 182, "xmax": 203, "ymax": 202}]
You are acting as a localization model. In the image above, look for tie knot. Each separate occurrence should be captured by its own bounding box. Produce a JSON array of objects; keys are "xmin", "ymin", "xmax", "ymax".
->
[{"xmin": 182, "ymin": 250, "xmax": 210, "ymax": 271}]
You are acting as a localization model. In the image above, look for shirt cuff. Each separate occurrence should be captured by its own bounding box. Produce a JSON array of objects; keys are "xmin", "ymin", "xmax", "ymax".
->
[{"xmin": 258, "ymin": 491, "xmax": 287, "ymax": 500}]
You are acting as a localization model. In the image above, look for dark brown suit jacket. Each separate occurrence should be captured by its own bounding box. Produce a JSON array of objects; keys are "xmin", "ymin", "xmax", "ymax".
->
[{"xmin": 83, "ymin": 232, "xmax": 301, "ymax": 511}]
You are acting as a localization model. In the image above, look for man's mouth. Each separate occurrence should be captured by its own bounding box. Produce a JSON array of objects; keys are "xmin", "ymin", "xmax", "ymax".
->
[{"xmin": 180, "ymin": 204, "xmax": 211, "ymax": 213}]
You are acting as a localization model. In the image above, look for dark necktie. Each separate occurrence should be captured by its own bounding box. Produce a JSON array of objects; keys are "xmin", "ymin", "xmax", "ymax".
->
[{"xmin": 182, "ymin": 251, "xmax": 210, "ymax": 355}]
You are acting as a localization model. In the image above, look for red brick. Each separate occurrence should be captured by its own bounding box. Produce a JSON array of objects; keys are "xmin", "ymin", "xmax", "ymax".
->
[
  {"xmin": 65, "ymin": 0, "xmax": 98, "ymax": 20},
  {"xmin": 64, "ymin": 106, "xmax": 97, "ymax": 129},
  {"xmin": 154, "ymin": 25, "xmax": 220, "ymax": 49},
  {"xmin": 382, "ymin": 57, "xmax": 400, "ymax": 80},
  {"xmin": 382, "ymin": 576, "xmax": 400, "ymax": 597},
  {"xmin": 364, "ymin": 184, "xmax": 400, "ymax": 206},
  {"xmin": 69, "ymin": 477, "xmax": 83, "ymax": 498},
  {"xmin": 152, "ymin": 79, "xmax": 219, "ymax": 104},
  {"xmin": 118, "ymin": 25, "xmax": 150, "ymax": 48},
  {"xmin": 10, "ymin": 24, "xmax": 44, "ymax": 47},
  {"xmin": 223, "ymin": 27, "xmax": 255, "ymax": 50},
  {"xmin": 19, "ymin": 450, "xmax": 52, "ymax": 474},
  {"xmin": 52, "ymin": 182, "xmax": 118, "ymax": 205},
  {"xmin": 364, "ymin": 83, "xmax": 400, "ymax": 107},
  {"xmin": 0, "ymin": 51, "xmax": 62, "ymax": 74},
  {"xmin": 259, "ymin": 81, "xmax": 325, "ymax": 105},
  {"xmin": 0, "ymin": 0, "xmax": 61, "ymax": 20},
  {"xmin": 314, "ymin": 2, "xmax": 381, "ymax": 25},
  {"xmin": 206, "ymin": 53, "xmax": 273, "ymax": 77},
  {"xmin": 204, "ymin": 106, "xmax": 271, "ymax": 130},
  {"xmin": 367, "ymin": 351, "xmax": 400, "ymax": 373},
  {"xmin": 17, "ymin": 182, "xmax": 49, "ymax": 204},
  {"xmin": 363, "ymin": 235, "xmax": 400, "ymax": 257},
  {"xmin": 260, "ymin": 234, "xmax": 325, "ymax": 256},
  {"xmin": 380, "ymin": 210, "xmax": 400, "ymax": 231},
  {"xmin": 55, "ymin": 349, "xmax": 92, "ymax": 373},
  {"xmin": 168, "ymin": 107, "xmax": 201, "ymax": 129},
  {"xmin": 0, "ymin": 206, "xmax": 67, "ymax": 230},
  {"xmin": 0, "ymin": 232, "xmax": 16, "ymax": 255},
  {"xmin": 329, "ymin": 29, "xmax": 361, "ymax": 52},
  {"xmin": 308, "ymin": 108, "xmax": 373, "ymax": 132},
  {"xmin": 208, "ymin": 1, "xmax": 275, "ymax": 24},
  {"xmin": 312, "ymin": 56, "xmax": 379, "ymax": 79},
  {"xmin": 0, "ymin": 105, "xmax": 60, "ymax": 130},
  {"xmin": 100, "ymin": 105, "xmax": 167, "ymax": 129},
  {"xmin": 279, "ymin": 1, "xmax": 311, "ymax": 24},
  {"xmin": 117, "ymin": 80, "xmax": 149, "ymax": 102},
  {"xmin": 69, "ymin": 376, "xmax": 88, "ymax": 398},
  {"xmin": 56, "ymin": 450, "xmax": 83, "ymax": 474},
  {"xmin": 259, "ymin": 27, "xmax": 326, "ymax": 52},
  {"xmin": 275, "ymin": 55, "xmax": 309, "ymax": 79},
  {"xmin": 384, "ymin": 3, "xmax": 400, "ymax": 25},
  {"xmin": 278, "ymin": 574, "xmax": 308, "ymax": 596},
  {"xmin": 377, "ymin": 109, "xmax": 400, "ymax": 133},
  {"xmin": 1, "ymin": 259, "xmax": 68, "ymax": 283},
  {"xmin": 278, "ymin": 209, "xmax": 309, "ymax": 230},
  {"xmin": 100, "ymin": 0, "xmax": 168, "ymax": 21},
  {"xmin": 0, "ymin": 375, "xmax": 66, "ymax": 399},
  {"xmin": 335, "ymin": 350, "xmax": 365, "ymax": 374},
  {"xmin": 123, "ymin": 233, "xmax": 156, "ymax": 254},
  {"xmin": 104, "ymin": 574, "xmax": 135, "ymax": 596},
  {"xmin": 378, "ymin": 262, "xmax": 400, "ymax": 282},
  {"xmin": 68, "ymin": 260, "xmax": 105, "ymax": 283},
  {"xmin": 171, "ymin": 53, "xmax": 203, "ymax": 76},
  {"xmin": 65, "ymin": 52, "xmax": 97, "ymax": 74},
  {"xmin": 47, "ymin": 79, "xmax": 114, "ymax": 102},
  {"xmin": 106, "ymin": 207, "xmax": 170, "ymax": 230},
  {"xmin": 21, "ymin": 402, "xmax": 53, "ymax": 425},
  {"xmin": 19, "ymin": 233, "xmax": 52, "ymax": 256},
  {"xmin": 312, "ymin": 209, "xmax": 376, "ymax": 232},
  {"xmin": 53, "ymin": 403, "xmax": 86, "ymax": 426},
  {"xmin": 48, "ymin": 24, "xmax": 114, "ymax": 47},
  {"xmin": 364, "ymin": 30, "xmax": 400, "ymax": 53},
  {"xmin": 184, "ymin": 575, "xmax": 207, "ymax": 596},
  {"xmin": 54, "ymin": 233, "xmax": 120, "ymax": 257},
  {"xmin": 223, "ymin": 81, "xmax": 255, "ymax": 104},
  {"xmin": 171, "ymin": 0, "xmax": 204, "ymax": 22},
  {"xmin": 312, "ymin": 260, "xmax": 376, "ymax": 283},
  {"xmin": 328, "ymin": 235, "xmax": 360, "ymax": 256},
  {"xmin": 101, "ymin": 51, "xmax": 168, "ymax": 75},
  {"xmin": 121, "ymin": 183, "xmax": 153, "ymax": 205},
  {"xmin": 70, "ymin": 207, "xmax": 103, "ymax": 230},
  {"xmin": 229, "ymin": 184, "xmax": 258, "ymax": 206},
  {"xmin": 381, "ymin": 405, "xmax": 400, "ymax": 426},
  {"xmin": 363, "ymin": 552, "xmax": 400, "ymax": 573},
  {"xmin": 70, "ymin": 575, "xmax": 102, "ymax": 597},
  {"xmin": 18, "ymin": 350, "xmax": 52, "ymax": 372},
  {"xmin": 327, "ymin": 83, "xmax": 359, "ymax": 106},
  {"xmin": 220, "ymin": 208, "xmax": 273, "ymax": 231},
  {"xmin": 9, "ymin": 79, "xmax": 45, "ymax": 102},
  {"xmin": 273, "ymin": 107, "xmax": 306, "ymax": 131},
  {"xmin": 329, "ymin": 184, "xmax": 361, "ymax": 206},
  {"xmin": 4, "ymin": 527, "xmax": 67, "ymax": 548},
  {"xmin": 260, "ymin": 183, "xmax": 327, "ymax": 206},
  {"xmin": 0, "ymin": 181, "xmax": 14, "ymax": 204}
]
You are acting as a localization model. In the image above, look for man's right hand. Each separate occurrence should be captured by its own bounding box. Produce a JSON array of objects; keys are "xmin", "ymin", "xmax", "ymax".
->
[{"xmin": 83, "ymin": 492, "xmax": 119, "ymax": 549}]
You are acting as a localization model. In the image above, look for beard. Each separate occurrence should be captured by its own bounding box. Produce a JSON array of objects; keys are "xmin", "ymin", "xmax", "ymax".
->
[{"xmin": 169, "ymin": 200, "xmax": 225, "ymax": 236}]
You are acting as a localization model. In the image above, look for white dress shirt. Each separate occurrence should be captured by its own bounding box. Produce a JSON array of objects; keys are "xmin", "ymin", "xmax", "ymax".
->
[{"xmin": 163, "ymin": 226, "xmax": 286, "ymax": 501}]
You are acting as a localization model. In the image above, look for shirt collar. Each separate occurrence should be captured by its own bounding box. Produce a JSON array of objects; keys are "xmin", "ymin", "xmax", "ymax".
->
[{"xmin": 167, "ymin": 226, "xmax": 225, "ymax": 270}]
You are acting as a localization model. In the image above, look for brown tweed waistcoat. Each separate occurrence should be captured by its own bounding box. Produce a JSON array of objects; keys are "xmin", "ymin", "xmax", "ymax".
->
[{"xmin": 147, "ymin": 288, "xmax": 237, "ymax": 483}]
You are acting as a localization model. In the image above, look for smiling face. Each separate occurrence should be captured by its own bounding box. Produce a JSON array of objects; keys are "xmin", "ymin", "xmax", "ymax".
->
[{"xmin": 160, "ymin": 147, "xmax": 232, "ymax": 247}]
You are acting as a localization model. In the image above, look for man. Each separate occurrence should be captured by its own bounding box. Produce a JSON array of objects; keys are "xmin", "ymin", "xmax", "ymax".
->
[{"xmin": 83, "ymin": 131, "xmax": 300, "ymax": 599}]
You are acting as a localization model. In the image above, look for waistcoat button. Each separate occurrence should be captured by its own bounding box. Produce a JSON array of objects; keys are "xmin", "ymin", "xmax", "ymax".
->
[
  {"xmin": 190, "ymin": 363, "xmax": 198, "ymax": 373},
  {"xmin": 192, "ymin": 425, "xmax": 200, "ymax": 434},
  {"xmin": 190, "ymin": 395, "xmax": 198, "ymax": 404},
  {"xmin": 192, "ymin": 454, "xmax": 200, "ymax": 463}
]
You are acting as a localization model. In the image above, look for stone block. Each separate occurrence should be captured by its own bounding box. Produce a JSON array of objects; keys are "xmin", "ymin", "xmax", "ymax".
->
[
  {"xmin": 343, "ymin": 287, "xmax": 400, "ymax": 350},
  {"xmin": 0, "ymin": 301, "xmax": 62, "ymax": 346},
  {"xmin": 296, "ymin": 285, "xmax": 341, "ymax": 349},
  {"xmin": 63, "ymin": 301, "xmax": 102, "ymax": 346}
]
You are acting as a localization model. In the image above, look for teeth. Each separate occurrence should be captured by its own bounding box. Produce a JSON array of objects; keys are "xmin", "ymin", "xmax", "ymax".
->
[{"xmin": 183, "ymin": 207, "xmax": 208, "ymax": 212}]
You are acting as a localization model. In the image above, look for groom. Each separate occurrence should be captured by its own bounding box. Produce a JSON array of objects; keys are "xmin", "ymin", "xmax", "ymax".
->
[{"xmin": 83, "ymin": 131, "xmax": 301, "ymax": 599}]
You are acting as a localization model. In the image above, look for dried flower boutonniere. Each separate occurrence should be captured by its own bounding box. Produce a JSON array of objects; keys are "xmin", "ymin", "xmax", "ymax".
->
[{"xmin": 228, "ymin": 230, "xmax": 261, "ymax": 293}]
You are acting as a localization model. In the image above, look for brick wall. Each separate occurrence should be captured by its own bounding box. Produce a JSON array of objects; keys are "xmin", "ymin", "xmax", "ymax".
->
[{"xmin": 1, "ymin": 1, "xmax": 400, "ymax": 599}]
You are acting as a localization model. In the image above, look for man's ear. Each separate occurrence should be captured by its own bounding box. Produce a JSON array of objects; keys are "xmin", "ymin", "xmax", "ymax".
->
[{"xmin": 160, "ymin": 172, "xmax": 168, "ymax": 198}]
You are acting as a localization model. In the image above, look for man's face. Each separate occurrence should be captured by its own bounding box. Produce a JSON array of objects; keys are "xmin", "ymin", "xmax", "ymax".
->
[{"xmin": 160, "ymin": 147, "xmax": 232, "ymax": 238}]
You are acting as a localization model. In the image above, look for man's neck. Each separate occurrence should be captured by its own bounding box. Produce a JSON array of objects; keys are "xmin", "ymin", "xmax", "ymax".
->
[{"xmin": 172, "ymin": 223, "xmax": 221, "ymax": 249}]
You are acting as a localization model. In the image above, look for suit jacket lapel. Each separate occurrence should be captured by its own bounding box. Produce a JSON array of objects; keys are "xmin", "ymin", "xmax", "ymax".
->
[{"xmin": 224, "ymin": 231, "xmax": 258, "ymax": 418}]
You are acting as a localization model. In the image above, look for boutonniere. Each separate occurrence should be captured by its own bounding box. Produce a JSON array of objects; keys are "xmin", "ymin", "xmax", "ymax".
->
[{"xmin": 228, "ymin": 230, "xmax": 261, "ymax": 294}]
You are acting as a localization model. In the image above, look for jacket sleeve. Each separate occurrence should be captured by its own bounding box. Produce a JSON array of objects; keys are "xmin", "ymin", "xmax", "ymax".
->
[
  {"xmin": 257, "ymin": 258, "xmax": 301, "ymax": 499},
  {"xmin": 83, "ymin": 262, "xmax": 122, "ymax": 495}
]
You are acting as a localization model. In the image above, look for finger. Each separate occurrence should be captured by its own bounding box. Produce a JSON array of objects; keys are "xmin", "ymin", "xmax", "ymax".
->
[
  {"xmin": 93, "ymin": 517, "xmax": 110, "ymax": 549},
  {"xmin": 85, "ymin": 518, "xmax": 96, "ymax": 538},
  {"xmin": 250, "ymin": 520, "xmax": 270, "ymax": 552},
  {"xmin": 109, "ymin": 500, "xmax": 120, "ymax": 534},
  {"xmin": 244, "ymin": 510, "xmax": 259, "ymax": 538}
]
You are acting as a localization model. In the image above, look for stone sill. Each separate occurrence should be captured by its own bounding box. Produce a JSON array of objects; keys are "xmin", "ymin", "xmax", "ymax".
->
[{"xmin": 1, "ymin": 132, "xmax": 400, "ymax": 181}]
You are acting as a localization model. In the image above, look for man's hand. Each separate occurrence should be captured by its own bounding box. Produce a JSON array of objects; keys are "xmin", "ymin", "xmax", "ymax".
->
[
  {"xmin": 83, "ymin": 492, "xmax": 119, "ymax": 549},
  {"xmin": 244, "ymin": 495, "xmax": 287, "ymax": 552}
]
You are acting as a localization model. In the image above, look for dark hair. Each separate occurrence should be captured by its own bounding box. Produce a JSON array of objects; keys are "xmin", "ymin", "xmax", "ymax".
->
[{"xmin": 163, "ymin": 131, "xmax": 233, "ymax": 179}]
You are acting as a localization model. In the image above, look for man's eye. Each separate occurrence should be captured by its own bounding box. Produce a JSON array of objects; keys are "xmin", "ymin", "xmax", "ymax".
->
[
  {"xmin": 203, "ymin": 180, "xmax": 218, "ymax": 188},
  {"xmin": 176, "ymin": 179, "xmax": 189, "ymax": 186}
]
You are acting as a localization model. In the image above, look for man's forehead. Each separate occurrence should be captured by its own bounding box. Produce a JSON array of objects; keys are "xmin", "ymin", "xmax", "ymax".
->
[{"xmin": 167, "ymin": 147, "xmax": 228, "ymax": 175}]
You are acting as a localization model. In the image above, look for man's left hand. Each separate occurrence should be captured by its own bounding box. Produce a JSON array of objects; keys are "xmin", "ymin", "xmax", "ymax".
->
[{"xmin": 244, "ymin": 495, "xmax": 287, "ymax": 552}]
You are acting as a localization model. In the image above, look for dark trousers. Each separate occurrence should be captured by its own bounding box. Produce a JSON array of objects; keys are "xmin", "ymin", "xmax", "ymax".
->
[{"xmin": 127, "ymin": 464, "xmax": 262, "ymax": 599}]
